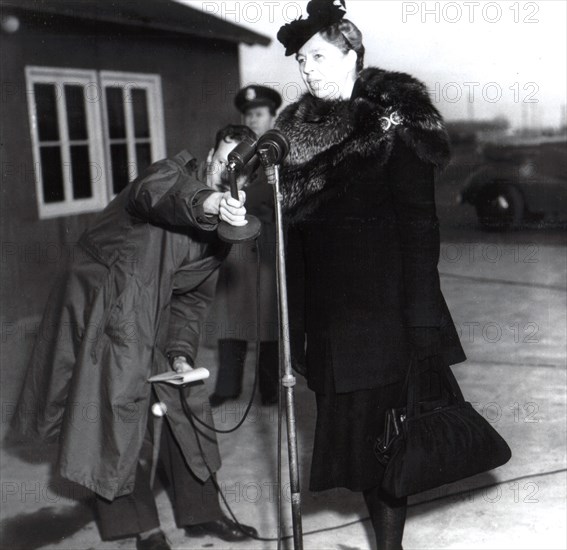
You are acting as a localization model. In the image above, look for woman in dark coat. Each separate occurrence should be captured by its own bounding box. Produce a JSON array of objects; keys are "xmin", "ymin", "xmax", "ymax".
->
[{"xmin": 275, "ymin": 1, "xmax": 466, "ymax": 548}]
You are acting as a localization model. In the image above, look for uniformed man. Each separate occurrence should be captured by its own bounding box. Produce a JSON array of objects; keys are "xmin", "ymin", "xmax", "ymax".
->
[
  {"xmin": 235, "ymin": 84, "xmax": 282, "ymax": 136},
  {"xmin": 208, "ymin": 86, "xmax": 283, "ymax": 407}
]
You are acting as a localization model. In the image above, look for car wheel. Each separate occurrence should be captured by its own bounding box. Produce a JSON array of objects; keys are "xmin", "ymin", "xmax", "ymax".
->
[{"xmin": 476, "ymin": 185, "xmax": 524, "ymax": 231}]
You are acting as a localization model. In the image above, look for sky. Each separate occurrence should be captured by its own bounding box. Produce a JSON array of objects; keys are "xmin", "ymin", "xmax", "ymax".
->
[{"xmin": 180, "ymin": 0, "xmax": 567, "ymax": 129}]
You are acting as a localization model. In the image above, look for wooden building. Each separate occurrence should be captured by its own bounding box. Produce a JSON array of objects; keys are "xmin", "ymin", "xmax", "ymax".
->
[{"xmin": 0, "ymin": 0, "xmax": 269, "ymax": 385}]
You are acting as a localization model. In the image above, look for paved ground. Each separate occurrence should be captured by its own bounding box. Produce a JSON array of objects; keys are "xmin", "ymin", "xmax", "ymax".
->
[{"xmin": 1, "ymin": 201, "xmax": 566, "ymax": 549}]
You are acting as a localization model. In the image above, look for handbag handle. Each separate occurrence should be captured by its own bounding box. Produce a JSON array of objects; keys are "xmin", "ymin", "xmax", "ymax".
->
[{"xmin": 406, "ymin": 355, "xmax": 465, "ymax": 419}]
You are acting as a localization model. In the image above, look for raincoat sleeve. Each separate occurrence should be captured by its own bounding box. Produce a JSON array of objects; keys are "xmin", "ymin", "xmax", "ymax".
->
[
  {"xmin": 126, "ymin": 157, "xmax": 218, "ymax": 231},
  {"xmin": 166, "ymin": 270, "xmax": 220, "ymax": 364}
]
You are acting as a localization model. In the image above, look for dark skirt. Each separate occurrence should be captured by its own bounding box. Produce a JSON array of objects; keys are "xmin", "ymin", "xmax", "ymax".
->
[
  {"xmin": 309, "ymin": 357, "xmax": 451, "ymax": 492},
  {"xmin": 309, "ymin": 376, "xmax": 406, "ymax": 492}
]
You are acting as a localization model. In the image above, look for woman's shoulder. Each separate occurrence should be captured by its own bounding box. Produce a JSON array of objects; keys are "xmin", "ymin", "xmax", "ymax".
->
[
  {"xmin": 353, "ymin": 67, "xmax": 441, "ymax": 127},
  {"xmin": 355, "ymin": 67, "xmax": 430, "ymax": 103},
  {"xmin": 352, "ymin": 67, "xmax": 450, "ymax": 169}
]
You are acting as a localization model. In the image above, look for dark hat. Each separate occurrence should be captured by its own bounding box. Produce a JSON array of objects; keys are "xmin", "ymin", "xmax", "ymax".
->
[
  {"xmin": 235, "ymin": 85, "xmax": 282, "ymax": 114},
  {"xmin": 277, "ymin": 0, "xmax": 347, "ymax": 56}
]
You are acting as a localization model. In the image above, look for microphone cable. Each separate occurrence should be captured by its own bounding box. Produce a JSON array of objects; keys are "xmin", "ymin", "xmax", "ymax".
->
[
  {"xmin": 180, "ymin": 383, "xmax": 288, "ymax": 544},
  {"xmin": 185, "ymin": 236, "xmax": 262, "ymax": 435},
  {"xmin": 176, "ymin": 230, "xmax": 287, "ymax": 546},
  {"xmin": 176, "ymin": 156, "xmax": 294, "ymax": 545}
]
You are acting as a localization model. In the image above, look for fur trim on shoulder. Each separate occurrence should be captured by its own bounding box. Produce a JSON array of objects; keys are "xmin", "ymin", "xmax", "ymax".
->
[
  {"xmin": 275, "ymin": 67, "xmax": 450, "ymax": 221},
  {"xmin": 353, "ymin": 68, "xmax": 450, "ymax": 167}
]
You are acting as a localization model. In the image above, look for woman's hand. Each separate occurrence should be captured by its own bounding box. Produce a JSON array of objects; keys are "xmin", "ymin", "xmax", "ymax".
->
[{"xmin": 203, "ymin": 191, "xmax": 248, "ymax": 226}]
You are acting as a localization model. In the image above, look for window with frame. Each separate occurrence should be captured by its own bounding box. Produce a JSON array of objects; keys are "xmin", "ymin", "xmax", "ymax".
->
[
  {"xmin": 100, "ymin": 71, "xmax": 166, "ymax": 196},
  {"xmin": 26, "ymin": 67, "xmax": 166, "ymax": 219}
]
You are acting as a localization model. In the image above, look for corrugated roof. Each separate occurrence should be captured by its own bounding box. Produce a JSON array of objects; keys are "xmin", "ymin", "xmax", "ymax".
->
[{"xmin": 1, "ymin": 0, "xmax": 271, "ymax": 46}]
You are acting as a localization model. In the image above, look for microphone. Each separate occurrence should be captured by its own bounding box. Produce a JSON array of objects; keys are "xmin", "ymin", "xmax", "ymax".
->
[
  {"xmin": 226, "ymin": 130, "xmax": 289, "ymax": 174},
  {"xmin": 225, "ymin": 135, "xmax": 258, "ymax": 198},
  {"xmin": 219, "ymin": 134, "xmax": 262, "ymax": 243},
  {"xmin": 227, "ymin": 135, "xmax": 258, "ymax": 169},
  {"xmin": 256, "ymin": 129, "xmax": 290, "ymax": 167},
  {"xmin": 217, "ymin": 130, "xmax": 289, "ymax": 244}
]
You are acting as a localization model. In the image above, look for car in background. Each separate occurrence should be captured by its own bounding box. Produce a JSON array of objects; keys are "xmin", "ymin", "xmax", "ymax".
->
[{"xmin": 459, "ymin": 135, "xmax": 567, "ymax": 230}]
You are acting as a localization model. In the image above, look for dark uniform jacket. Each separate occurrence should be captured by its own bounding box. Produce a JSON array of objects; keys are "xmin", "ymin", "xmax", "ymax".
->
[
  {"xmin": 13, "ymin": 151, "xmax": 229, "ymax": 500},
  {"xmin": 206, "ymin": 169, "xmax": 279, "ymax": 343},
  {"xmin": 276, "ymin": 67, "xmax": 466, "ymax": 394}
]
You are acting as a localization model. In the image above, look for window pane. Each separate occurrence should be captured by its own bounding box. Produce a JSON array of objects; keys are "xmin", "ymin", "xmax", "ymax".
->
[
  {"xmin": 34, "ymin": 83, "xmax": 59, "ymax": 142},
  {"xmin": 106, "ymin": 87, "xmax": 126, "ymax": 139},
  {"xmin": 136, "ymin": 143, "xmax": 152, "ymax": 175},
  {"xmin": 40, "ymin": 146, "xmax": 64, "ymax": 203},
  {"xmin": 65, "ymin": 85, "xmax": 88, "ymax": 141},
  {"xmin": 132, "ymin": 89, "xmax": 150, "ymax": 139},
  {"xmin": 70, "ymin": 145, "xmax": 92, "ymax": 199},
  {"xmin": 110, "ymin": 143, "xmax": 129, "ymax": 194}
]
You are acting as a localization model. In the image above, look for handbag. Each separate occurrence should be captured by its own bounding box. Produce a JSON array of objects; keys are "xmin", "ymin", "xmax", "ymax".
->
[{"xmin": 374, "ymin": 357, "xmax": 512, "ymax": 498}]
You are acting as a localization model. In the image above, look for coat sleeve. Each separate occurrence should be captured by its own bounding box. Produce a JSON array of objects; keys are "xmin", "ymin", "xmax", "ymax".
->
[
  {"xmin": 126, "ymin": 157, "xmax": 218, "ymax": 231},
  {"xmin": 386, "ymin": 136, "xmax": 442, "ymax": 328},
  {"xmin": 285, "ymin": 224, "xmax": 307, "ymax": 376},
  {"xmin": 166, "ymin": 270, "xmax": 220, "ymax": 364}
]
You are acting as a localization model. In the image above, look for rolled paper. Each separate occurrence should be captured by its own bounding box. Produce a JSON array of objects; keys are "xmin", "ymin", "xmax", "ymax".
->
[{"xmin": 148, "ymin": 367, "xmax": 210, "ymax": 386}]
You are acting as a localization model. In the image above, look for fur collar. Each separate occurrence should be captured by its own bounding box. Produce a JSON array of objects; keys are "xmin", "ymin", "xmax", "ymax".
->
[{"xmin": 275, "ymin": 67, "xmax": 450, "ymax": 221}]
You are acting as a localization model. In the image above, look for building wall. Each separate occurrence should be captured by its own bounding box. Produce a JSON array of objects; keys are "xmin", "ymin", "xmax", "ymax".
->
[{"xmin": 1, "ymin": 12, "xmax": 241, "ymax": 326}]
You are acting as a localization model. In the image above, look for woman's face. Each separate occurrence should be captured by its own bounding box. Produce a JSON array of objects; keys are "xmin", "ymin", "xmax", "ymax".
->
[{"xmin": 296, "ymin": 32, "xmax": 357, "ymax": 100}]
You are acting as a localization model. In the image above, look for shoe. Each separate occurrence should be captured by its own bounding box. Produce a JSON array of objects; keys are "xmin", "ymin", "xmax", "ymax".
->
[
  {"xmin": 185, "ymin": 516, "xmax": 258, "ymax": 542},
  {"xmin": 209, "ymin": 393, "xmax": 238, "ymax": 407},
  {"xmin": 136, "ymin": 530, "xmax": 171, "ymax": 550}
]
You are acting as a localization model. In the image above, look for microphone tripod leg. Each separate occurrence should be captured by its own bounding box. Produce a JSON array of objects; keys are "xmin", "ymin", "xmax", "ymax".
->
[{"xmin": 149, "ymin": 402, "xmax": 167, "ymax": 487}]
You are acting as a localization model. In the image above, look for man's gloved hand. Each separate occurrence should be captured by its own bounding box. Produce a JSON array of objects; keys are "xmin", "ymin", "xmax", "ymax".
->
[
  {"xmin": 408, "ymin": 327, "xmax": 441, "ymax": 361},
  {"xmin": 203, "ymin": 191, "xmax": 248, "ymax": 226},
  {"xmin": 170, "ymin": 355, "xmax": 193, "ymax": 374}
]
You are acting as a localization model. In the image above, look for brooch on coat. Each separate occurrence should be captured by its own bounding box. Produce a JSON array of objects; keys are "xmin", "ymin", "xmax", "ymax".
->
[{"xmin": 380, "ymin": 111, "xmax": 403, "ymax": 131}]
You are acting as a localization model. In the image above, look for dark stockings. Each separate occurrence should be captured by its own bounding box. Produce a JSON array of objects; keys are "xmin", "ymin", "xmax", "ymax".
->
[{"xmin": 363, "ymin": 485, "xmax": 407, "ymax": 550}]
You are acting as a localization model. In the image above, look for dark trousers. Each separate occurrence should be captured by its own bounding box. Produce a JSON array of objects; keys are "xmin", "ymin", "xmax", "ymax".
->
[
  {"xmin": 214, "ymin": 339, "xmax": 279, "ymax": 399},
  {"xmin": 94, "ymin": 415, "xmax": 223, "ymax": 540}
]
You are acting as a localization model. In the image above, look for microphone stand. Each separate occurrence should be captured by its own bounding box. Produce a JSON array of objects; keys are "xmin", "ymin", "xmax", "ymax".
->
[
  {"xmin": 259, "ymin": 149, "xmax": 304, "ymax": 550},
  {"xmin": 217, "ymin": 162, "xmax": 262, "ymax": 243}
]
